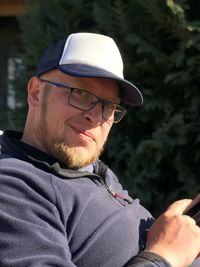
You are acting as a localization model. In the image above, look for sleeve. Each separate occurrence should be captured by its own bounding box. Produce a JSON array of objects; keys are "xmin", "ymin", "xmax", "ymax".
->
[
  {"xmin": 125, "ymin": 251, "xmax": 172, "ymax": 267},
  {"xmin": 0, "ymin": 160, "xmax": 77, "ymax": 267}
]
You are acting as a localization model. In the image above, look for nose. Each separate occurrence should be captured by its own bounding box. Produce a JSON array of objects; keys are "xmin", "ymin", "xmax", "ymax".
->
[{"xmin": 84, "ymin": 102, "xmax": 103, "ymax": 124}]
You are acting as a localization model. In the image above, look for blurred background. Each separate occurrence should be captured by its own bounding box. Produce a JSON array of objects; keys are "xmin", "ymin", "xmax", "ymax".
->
[{"xmin": 0, "ymin": 0, "xmax": 200, "ymax": 216}]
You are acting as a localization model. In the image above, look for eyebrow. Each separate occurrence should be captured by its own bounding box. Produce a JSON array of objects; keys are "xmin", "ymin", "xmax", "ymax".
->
[
  {"xmin": 68, "ymin": 77, "xmax": 120, "ymax": 102},
  {"xmin": 42, "ymin": 78, "xmax": 121, "ymax": 104}
]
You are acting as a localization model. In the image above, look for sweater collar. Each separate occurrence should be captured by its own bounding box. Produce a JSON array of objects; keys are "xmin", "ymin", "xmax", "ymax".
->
[{"xmin": 1, "ymin": 130, "xmax": 96, "ymax": 178}]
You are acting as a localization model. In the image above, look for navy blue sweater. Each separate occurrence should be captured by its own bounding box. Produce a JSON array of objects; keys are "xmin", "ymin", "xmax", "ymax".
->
[{"xmin": 0, "ymin": 130, "xmax": 173, "ymax": 266}]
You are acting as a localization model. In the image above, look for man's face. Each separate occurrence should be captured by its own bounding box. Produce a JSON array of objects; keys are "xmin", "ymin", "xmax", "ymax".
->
[{"xmin": 34, "ymin": 70, "xmax": 119, "ymax": 169}]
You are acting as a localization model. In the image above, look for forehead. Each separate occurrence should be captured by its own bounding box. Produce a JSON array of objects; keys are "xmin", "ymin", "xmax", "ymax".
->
[{"xmin": 43, "ymin": 70, "xmax": 120, "ymax": 100}]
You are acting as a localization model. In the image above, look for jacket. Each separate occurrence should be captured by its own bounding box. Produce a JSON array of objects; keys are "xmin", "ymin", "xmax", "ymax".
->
[{"xmin": 0, "ymin": 130, "xmax": 172, "ymax": 267}]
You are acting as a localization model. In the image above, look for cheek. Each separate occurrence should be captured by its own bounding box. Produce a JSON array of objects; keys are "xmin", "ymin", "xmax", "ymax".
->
[
  {"xmin": 47, "ymin": 102, "xmax": 80, "ymax": 126},
  {"xmin": 100, "ymin": 123, "xmax": 112, "ymax": 145}
]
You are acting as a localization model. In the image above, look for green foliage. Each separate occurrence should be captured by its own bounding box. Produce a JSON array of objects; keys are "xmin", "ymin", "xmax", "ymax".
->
[
  {"xmin": 16, "ymin": 0, "xmax": 200, "ymax": 216},
  {"xmin": 104, "ymin": 0, "xmax": 200, "ymax": 216}
]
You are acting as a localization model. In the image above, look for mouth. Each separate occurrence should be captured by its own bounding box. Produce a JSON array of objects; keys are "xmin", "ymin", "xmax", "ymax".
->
[{"xmin": 70, "ymin": 125, "xmax": 96, "ymax": 142}]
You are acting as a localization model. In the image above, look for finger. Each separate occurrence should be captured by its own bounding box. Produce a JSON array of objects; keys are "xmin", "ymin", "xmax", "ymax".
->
[
  {"xmin": 182, "ymin": 214, "xmax": 197, "ymax": 225},
  {"xmin": 166, "ymin": 199, "xmax": 193, "ymax": 215}
]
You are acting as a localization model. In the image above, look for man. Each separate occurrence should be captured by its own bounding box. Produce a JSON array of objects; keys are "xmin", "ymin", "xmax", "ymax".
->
[{"xmin": 0, "ymin": 32, "xmax": 199, "ymax": 267}]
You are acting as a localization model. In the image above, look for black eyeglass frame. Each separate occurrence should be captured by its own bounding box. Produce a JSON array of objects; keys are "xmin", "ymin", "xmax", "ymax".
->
[{"xmin": 39, "ymin": 78, "xmax": 126, "ymax": 123}]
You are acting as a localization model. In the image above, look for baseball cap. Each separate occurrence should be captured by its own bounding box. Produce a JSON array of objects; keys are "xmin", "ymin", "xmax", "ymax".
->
[{"xmin": 35, "ymin": 32, "xmax": 143, "ymax": 106}]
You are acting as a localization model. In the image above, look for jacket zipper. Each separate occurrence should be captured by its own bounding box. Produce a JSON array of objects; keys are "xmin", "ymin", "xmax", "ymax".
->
[{"xmin": 97, "ymin": 176, "xmax": 132, "ymax": 206}]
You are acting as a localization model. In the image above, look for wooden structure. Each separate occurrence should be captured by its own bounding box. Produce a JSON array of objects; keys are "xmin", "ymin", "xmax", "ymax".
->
[{"xmin": 0, "ymin": 0, "xmax": 25, "ymax": 17}]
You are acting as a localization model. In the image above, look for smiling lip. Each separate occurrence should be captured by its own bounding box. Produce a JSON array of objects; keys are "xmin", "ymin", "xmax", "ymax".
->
[{"xmin": 70, "ymin": 126, "xmax": 96, "ymax": 142}]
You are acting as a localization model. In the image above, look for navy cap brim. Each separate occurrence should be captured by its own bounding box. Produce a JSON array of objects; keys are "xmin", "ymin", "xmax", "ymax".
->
[{"xmin": 57, "ymin": 64, "xmax": 143, "ymax": 106}]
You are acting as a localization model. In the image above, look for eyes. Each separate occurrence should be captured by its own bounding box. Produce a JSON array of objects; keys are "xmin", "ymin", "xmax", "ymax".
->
[
  {"xmin": 40, "ymin": 78, "xmax": 126, "ymax": 123},
  {"xmin": 105, "ymin": 102, "xmax": 118, "ymax": 111},
  {"xmin": 72, "ymin": 89, "xmax": 118, "ymax": 110},
  {"xmin": 69, "ymin": 89, "xmax": 125, "ymax": 122},
  {"xmin": 73, "ymin": 89, "xmax": 95, "ymax": 103}
]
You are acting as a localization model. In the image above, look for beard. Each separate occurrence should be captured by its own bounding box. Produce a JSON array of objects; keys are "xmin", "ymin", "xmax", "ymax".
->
[
  {"xmin": 52, "ymin": 142, "xmax": 103, "ymax": 169},
  {"xmin": 37, "ymin": 87, "xmax": 104, "ymax": 169}
]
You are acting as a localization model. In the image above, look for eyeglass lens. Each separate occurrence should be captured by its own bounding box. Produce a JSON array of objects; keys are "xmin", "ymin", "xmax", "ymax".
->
[
  {"xmin": 69, "ymin": 90, "xmax": 125, "ymax": 122},
  {"xmin": 40, "ymin": 79, "xmax": 125, "ymax": 123}
]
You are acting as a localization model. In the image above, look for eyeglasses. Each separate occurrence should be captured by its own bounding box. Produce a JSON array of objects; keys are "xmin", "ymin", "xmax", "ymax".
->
[{"xmin": 40, "ymin": 79, "xmax": 126, "ymax": 123}]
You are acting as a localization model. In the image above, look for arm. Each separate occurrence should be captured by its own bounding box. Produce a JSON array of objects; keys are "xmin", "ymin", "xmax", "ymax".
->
[{"xmin": 0, "ymin": 162, "xmax": 77, "ymax": 267}]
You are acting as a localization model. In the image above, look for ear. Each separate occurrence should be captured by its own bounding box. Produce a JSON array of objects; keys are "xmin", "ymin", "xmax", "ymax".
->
[{"xmin": 27, "ymin": 76, "xmax": 43, "ymax": 107}]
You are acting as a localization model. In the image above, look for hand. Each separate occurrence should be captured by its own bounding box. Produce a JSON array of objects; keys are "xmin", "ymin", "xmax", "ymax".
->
[{"xmin": 146, "ymin": 198, "xmax": 200, "ymax": 267}]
